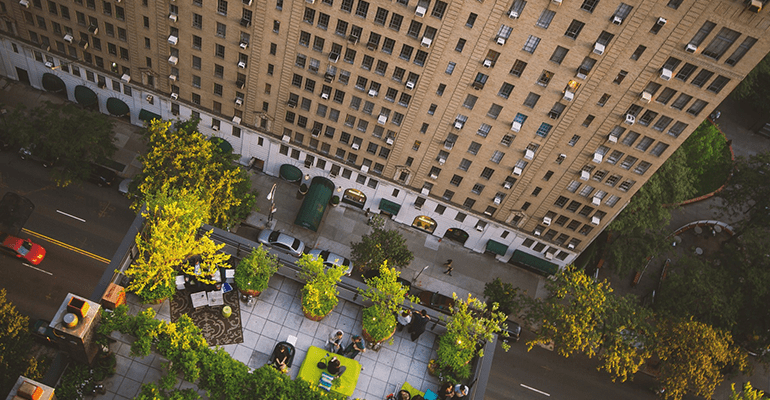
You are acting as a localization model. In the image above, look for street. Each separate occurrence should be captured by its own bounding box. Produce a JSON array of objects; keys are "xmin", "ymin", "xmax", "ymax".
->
[{"xmin": 0, "ymin": 151, "xmax": 136, "ymax": 319}]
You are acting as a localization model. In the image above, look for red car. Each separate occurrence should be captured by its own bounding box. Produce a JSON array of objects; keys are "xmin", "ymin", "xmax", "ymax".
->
[{"xmin": 0, "ymin": 232, "xmax": 46, "ymax": 265}]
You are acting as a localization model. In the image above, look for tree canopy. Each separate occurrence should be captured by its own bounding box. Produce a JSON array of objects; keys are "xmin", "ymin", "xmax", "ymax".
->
[
  {"xmin": 719, "ymin": 152, "xmax": 770, "ymax": 239},
  {"xmin": 729, "ymin": 382, "xmax": 766, "ymax": 400},
  {"xmin": 0, "ymin": 289, "xmax": 42, "ymax": 394},
  {"xmin": 133, "ymin": 119, "xmax": 255, "ymax": 229},
  {"xmin": 731, "ymin": 52, "xmax": 770, "ymax": 115},
  {"xmin": 350, "ymin": 224, "xmax": 414, "ymax": 271},
  {"xmin": 2, "ymin": 102, "xmax": 116, "ymax": 186}
]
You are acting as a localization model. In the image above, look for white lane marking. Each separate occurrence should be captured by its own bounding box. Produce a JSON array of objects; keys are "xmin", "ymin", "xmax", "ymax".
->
[
  {"xmin": 56, "ymin": 210, "xmax": 86, "ymax": 223},
  {"xmin": 520, "ymin": 384, "xmax": 551, "ymax": 396},
  {"xmin": 23, "ymin": 263, "xmax": 54, "ymax": 276}
]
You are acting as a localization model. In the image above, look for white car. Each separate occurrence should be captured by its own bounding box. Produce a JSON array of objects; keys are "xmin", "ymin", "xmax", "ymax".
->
[
  {"xmin": 307, "ymin": 249, "xmax": 353, "ymax": 275},
  {"xmin": 257, "ymin": 229, "xmax": 306, "ymax": 257}
]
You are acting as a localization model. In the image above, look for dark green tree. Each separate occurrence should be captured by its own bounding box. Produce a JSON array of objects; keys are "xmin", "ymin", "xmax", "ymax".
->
[
  {"xmin": 731, "ymin": 52, "xmax": 770, "ymax": 114},
  {"xmin": 350, "ymin": 225, "xmax": 414, "ymax": 271},
  {"xmin": 719, "ymin": 152, "xmax": 770, "ymax": 240},
  {"xmin": 483, "ymin": 277, "xmax": 523, "ymax": 316}
]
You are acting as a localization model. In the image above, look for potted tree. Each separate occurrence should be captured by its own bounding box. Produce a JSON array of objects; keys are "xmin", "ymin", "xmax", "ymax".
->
[
  {"xmin": 298, "ymin": 183, "xmax": 309, "ymax": 196},
  {"xmin": 359, "ymin": 262, "xmax": 415, "ymax": 347},
  {"xmin": 297, "ymin": 254, "xmax": 346, "ymax": 321},
  {"xmin": 234, "ymin": 244, "xmax": 279, "ymax": 297},
  {"xmin": 330, "ymin": 195, "xmax": 340, "ymax": 207}
]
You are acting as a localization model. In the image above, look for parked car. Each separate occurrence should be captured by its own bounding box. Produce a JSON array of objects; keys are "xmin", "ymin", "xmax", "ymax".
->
[
  {"xmin": 417, "ymin": 290, "xmax": 455, "ymax": 315},
  {"xmin": 118, "ymin": 178, "xmax": 134, "ymax": 195},
  {"xmin": 257, "ymin": 229, "xmax": 305, "ymax": 257},
  {"xmin": 18, "ymin": 144, "xmax": 57, "ymax": 167},
  {"xmin": 87, "ymin": 163, "xmax": 118, "ymax": 187},
  {"xmin": 502, "ymin": 321, "xmax": 521, "ymax": 343},
  {"xmin": 307, "ymin": 249, "xmax": 353, "ymax": 275},
  {"xmin": 31, "ymin": 319, "xmax": 57, "ymax": 345},
  {"xmin": 0, "ymin": 232, "xmax": 46, "ymax": 265}
]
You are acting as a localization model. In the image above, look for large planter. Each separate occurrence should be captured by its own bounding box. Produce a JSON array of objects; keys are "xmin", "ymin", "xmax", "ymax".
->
[
  {"xmin": 362, "ymin": 326, "xmax": 396, "ymax": 346},
  {"xmin": 302, "ymin": 305, "xmax": 329, "ymax": 321},
  {"xmin": 239, "ymin": 288, "xmax": 262, "ymax": 297}
]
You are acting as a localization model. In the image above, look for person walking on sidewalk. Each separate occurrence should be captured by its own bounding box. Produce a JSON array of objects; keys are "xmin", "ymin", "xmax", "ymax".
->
[
  {"xmin": 409, "ymin": 309, "xmax": 431, "ymax": 342},
  {"xmin": 442, "ymin": 259, "xmax": 453, "ymax": 276}
]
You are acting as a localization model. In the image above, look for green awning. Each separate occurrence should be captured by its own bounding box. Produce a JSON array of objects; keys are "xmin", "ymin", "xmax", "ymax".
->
[
  {"xmin": 106, "ymin": 97, "xmax": 130, "ymax": 117},
  {"xmin": 74, "ymin": 85, "xmax": 97, "ymax": 107},
  {"xmin": 378, "ymin": 199, "xmax": 401, "ymax": 215},
  {"xmin": 138, "ymin": 109, "xmax": 162, "ymax": 123},
  {"xmin": 485, "ymin": 240, "xmax": 509, "ymax": 256},
  {"xmin": 41, "ymin": 73, "xmax": 65, "ymax": 93},
  {"xmin": 279, "ymin": 164, "xmax": 302, "ymax": 182},
  {"xmin": 210, "ymin": 136, "xmax": 233, "ymax": 154},
  {"xmin": 508, "ymin": 250, "xmax": 559, "ymax": 276},
  {"xmin": 294, "ymin": 177, "xmax": 334, "ymax": 232}
]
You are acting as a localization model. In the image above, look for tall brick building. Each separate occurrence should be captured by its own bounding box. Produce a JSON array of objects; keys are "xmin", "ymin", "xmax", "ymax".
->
[{"xmin": 1, "ymin": 0, "xmax": 767, "ymax": 274}]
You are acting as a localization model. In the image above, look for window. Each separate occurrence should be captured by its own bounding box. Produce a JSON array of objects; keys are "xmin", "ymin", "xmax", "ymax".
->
[
  {"xmin": 653, "ymin": 116, "xmax": 673, "ymax": 131},
  {"xmin": 374, "ymin": 7, "xmax": 388, "ymax": 24},
  {"xmin": 431, "ymin": 0, "xmax": 447, "ymax": 18},
  {"xmin": 569, "ymin": 134, "xmax": 581, "ymax": 146},
  {"xmin": 523, "ymin": 92, "xmax": 540, "ymax": 108},
  {"xmin": 635, "ymin": 136, "xmax": 654, "ymax": 151},
  {"xmin": 657, "ymin": 87, "xmax": 676, "ymax": 105},
  {"xmin": 630, "ymin": 45, "xmax": 646, "ymax": 60},
  {"xmin": 550, "ymin": 46, "xmax": 568, "ymax": 64},
  {"xmin": 686, "ymin": 99, "xmax": 708, "ymax": 116},
  {"xmin": 535, "ymin": 123, "xmax": 553, "ymax": 138},
  {"xmin": 468, "ymin": 141, "xmax": 481, "ymax": 155},
  {"xmin": 634, "ymin": 161, "xmax": 652, "ymax": 175},
  {"xmin": 597, "ymin": 93, "xmax": 610, "ymax": 106},
  {"xmin": 536, "ymin": 10, "xmax": 555, "ymax": 28},
  {"xmin": 675, "ymin": 63, "xmax": 697, "ymax": 81},
  {"xmin": 341, "ymin": 0, "xmax": 353, "ymax": 11},
  {"xmin": 639, "ymin": 110, "xmax": 658, "ymax": 126},
  {"xmin": 466, "ymin": 13, "xmax": 477, "ymax": 28},
  {"xmin": 613, "ymin": 70, "xmax": 628, "ymax": 84},
  {"xmin": 445, "ymin": 62, "xmax": 456, "ymax": 74},
  {"xmin": 400, "ymin": 45, "xmax": 414, "ymax": 61},
  {"xmin": 671, "ymin": 93, "xmax": 692, "ymax": 110},
  {"xmin": 389, "ymin": 13, "xmax": 403, "ymax": 31},
  {"xmin": 487, "ymin": 104, "xmax": 502, "ymax": 119},
  {"xmin": 549, "ymin": 102, "xmax": 566, "ymax": 119},
  {"xmin": 510, "ymin": 60, "xmax": 527, "ymax": 77},
  {"xmin": 707, "ymin": 76, "xmax": 730, "ymax": 94},
  {"xmin": 702, "ymin": 27, "xmax": 740, "ymax": 60},
  {"xmin": 490, "ymin": 150, "xmax": 504, "ymax": 164},
  {"xmin": 620, "ymin": 155, "xmax": 638, "ymax": 170},
  {"xmin": 355, "ymin": 0, "xmax": 369, "ymax": 18},
  {"xmin": 726, "ymin": 36, "xmax": 757, "ymax": 66},
  {"xmin": 565, "ymin": 20, "xmax": 584, "ymax": 39},
  {"xmin": 580, "ymin": 0, "xmax": 599, "ymax": 12},
  {"xmin": 522, "ymin": 35, "xmax": 541, "ymax": 53},
  {"xmin": 566, "ymin": 180, "xmax": 581, "ymax": 193},
  {"xmin": 193, "ymin": 56, "xmax": 202, "ymax": 70},
  {"xmin": 691, "ymin": 69, "xmax": 714, "ymax": 88},
  {"xmin": 498, "ymin": 83, "xmax": 514, "ymax": 99},
  {"xmin": 192, "ymin": 13, "xmax": 202, "ymax": 29},
  {"xmin": 621, "ymin": 131, "xmax": 639, "ymax": 146},
  {"xmin": 459, "ymin": 158, "xmax": 472, "ymax": 171},
  {"xmin": 455, "ymin": 38, "xmax": 466, "ymax": 52},
  {"xmin": 689, "ymin": 21, "xmax": 715, "ymax": 47},
  {"xmin": 480, "ymin": 167, "xmax": 494, "ymax": 180},
  {"xmin": 217, "ymin": 0, "xmax": 228, "ymax": 14},
  {"xmin": 477, "ymin": 123, "xmax": 491, "ymax": 137}
]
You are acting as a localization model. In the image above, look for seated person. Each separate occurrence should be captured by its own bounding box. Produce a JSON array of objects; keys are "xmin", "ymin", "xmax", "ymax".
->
[
  {"xmin": 453, "ymin": 384, "xmax": 469, "ymax": 398},
  {"xmin": 438, "ymin": 382, "xmax": 455, "ymax": 399},
  {"xmin": 272, "ymin": 344, "xmax": 290, "ymax": 372},
  {"xmin": 397, "ymin": 389, "xmax": 411, "ymax": 400},
  {"xmin": 326, "ymin": 356, "xmax": 347, "ymax": 377}
]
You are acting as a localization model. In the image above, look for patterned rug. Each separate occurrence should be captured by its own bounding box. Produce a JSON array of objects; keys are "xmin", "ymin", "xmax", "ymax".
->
[{"xmin": 170, "ymin": 289, "xmax": 244, "ymax": 346}]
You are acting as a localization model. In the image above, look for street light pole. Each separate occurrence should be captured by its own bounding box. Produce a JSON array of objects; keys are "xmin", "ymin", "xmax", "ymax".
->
[{"xmin": 413, "ymin": 265, "xmax": 430, "ymax": 285}]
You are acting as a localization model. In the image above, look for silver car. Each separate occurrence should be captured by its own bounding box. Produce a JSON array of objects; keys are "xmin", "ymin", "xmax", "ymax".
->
[
  {"xmin": 257, "ymin": 229, "xmax": 306, "ymax": 257},
  {"xmin": 307, "ymin": 249, "xmax": 353, "ymax": 275}
]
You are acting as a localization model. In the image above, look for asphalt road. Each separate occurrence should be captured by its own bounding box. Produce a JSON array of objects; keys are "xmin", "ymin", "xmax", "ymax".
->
[
  {"xmin": 485, "ymin": 331, "xmax": 660, "ymax": 400},
  {"xmin": 0, "ymin": 151, "xmax": 136, "ymax": 320}
]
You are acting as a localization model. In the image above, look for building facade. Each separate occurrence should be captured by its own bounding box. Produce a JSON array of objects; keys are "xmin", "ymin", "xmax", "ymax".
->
[{"xmin": 1, "ymin": 0, "xmax": 768, "ymax": 274}]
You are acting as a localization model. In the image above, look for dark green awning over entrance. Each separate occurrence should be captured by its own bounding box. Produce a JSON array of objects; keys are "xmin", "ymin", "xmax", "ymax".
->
[
  {"xmin": 41, "ymin": 73, "xmax": 65, "ymax": 93},
  {"xmin": 106, "ymin": 97, "xmax": 130, "ymax": 116},
  {"xmin": 210, "ymin": 137, "xmax": 233, "ymax": 154},
  {"xmin": 485, "ymin": 240, "xmax": 509, "ymax": 256},
  {"xmin": 74, "ymin": 85, "xmax": 97, "ymax": 107},
  {"xmin": 508, "ymin": 250, "xmax": 559, "ymax": 276},
  {"xmin": 378, "ymin": 199, "xmax": 401, "ymax": 216},
  {"xmin": 279, "ymin": 164, "xmax": 302, "ymax": 182},
  {"xmin": 138, "ymin": 109, "xmax": 162, "ymax": 123},
  {"xmin": 294, "ymin": 176, "xmax": 334, "ymax": 232}
]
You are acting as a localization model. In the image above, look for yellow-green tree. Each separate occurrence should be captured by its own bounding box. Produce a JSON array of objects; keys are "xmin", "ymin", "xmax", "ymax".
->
[
  {"xmin": 0, "ymin": 289, "xmax": 42, "ymax": 395},
  {"xmin": 729, "ymin": 382, "xmax": 766, "ymax": 400},
  {"xmin": 133, "ymin": 119, "xmax": 255, "ymax": 229},
  {"xmin": 598, "ymin": 294, "xmax": 654, "ymax": 382},
  {"xmin": 359, "ymin": 262, "xmax": 414, "ymax": 344},
  {"xmin": 125, "ymin": 189, "xmax": 230, "ymax": 303},
  {"xmin": 656, "ymin": 317, "xmax": 746, "ymax": 400},
  {"xmin": 297, "ymin": 254, "xmax": 346, "ymax": 318}
]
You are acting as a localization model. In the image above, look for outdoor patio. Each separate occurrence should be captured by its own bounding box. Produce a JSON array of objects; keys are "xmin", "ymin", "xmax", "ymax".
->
[{"xmin": 101, "ymin": 274, "xmax": 442, "ymax": 400}]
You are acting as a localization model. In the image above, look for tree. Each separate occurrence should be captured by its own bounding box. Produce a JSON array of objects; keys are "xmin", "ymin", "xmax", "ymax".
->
[
  {"xmin": 483, "ymin": 277, "xmax": 523, "ymax": 316},
  {"xmin": 598, "ymin": 294, "xmax": 655, "ymax": 382},
  {"xmin": 731, "ymin": 52, "xmax": 770, "ymax": 114},
  {"xmin": 359, "ymin": 262, "xmax": 414, "ymax": 343},
  {"xmin": 350, "ymin": 226, "xmax": 414, "ymax": 271},
  {"xmin": 124, "ymin": 189, "xmax": 229, "ymax": 303},
  {"xmin": 2, "ymin": 102, "xmax": 116, "ymax": 186},
  {"xmin": 0, "ymin": 289, "xmax": 42, "ymax": 394},
  {"xmin": 133, "ymin": 119, "xmax": 256, "ymax": 229},
  {"xmin": 729, "ymin": 382, "xmax": 766, "ymax": 400},
  {"xmin": 655, "ymin": 317, "xmax": 746, "ymax": 400},
  {"xmin": 297, "ymin": 254, "xmax": 346, "ymax": 318},
  {"xmin": 680, "ymin": 121, "xmax": 730, "ymax": 178},
  {"xmin": 436, "ymin": 294, "xmax": 509, "ymax": 381},
  {"xmin": 719, "ymin": 152, "xmax": 770, "ymax": 240}
]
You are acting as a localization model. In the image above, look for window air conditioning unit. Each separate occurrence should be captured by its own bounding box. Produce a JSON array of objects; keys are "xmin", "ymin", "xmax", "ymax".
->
[
  {"xmin": 511, "ymin": 121, "xmax": 521, "ymax": 132},
  {"xmin": 545, "ymin": 252, "xmax": 555, "ymax": 260},
  {"xmin": 483, "ymin": 59, "xmax": 493, "ymax": 67},
  {"xmin": 563, "ymin": 91, "xmax": 574, "ymax": 101},
  {"xmin": 592, "ymin": 196, "xmax": 601, "ymax": 205},
  {"xmin": 238, "ymin": 61, "xmax": 247, "ymax": 68},
  {"xmin": 348, "ymin": 35, "xmax": 359, "ymax": 44},
  {"xmin": 421, "ymin": 37, "xmax": 432, "ymax": 47},
  {"xmin": 19, "ymin": 0, "xmax": 29, "ymax": 7},
  {"xmin": 306, "ymin": 0, "xmax": 315, "ymax": 3},
  {"xmin": 552, "ymin": 0, "xmax": 561, "ymax": 4},
  {"xmin": 640, "ymin": 91, "xmax": 652, "ymax": 102},
  {"xmin": 543, "ymin": 216, "xmax": 552, "ymax": 225},
  {"xmin": 169, "ymin": 74, "xmax": 177, "ymax": 81},
  {"xmin": 503, "ymin": 181, "xmax": 512, "ymax": 189},
  {"xmin": 360, "ymin": 165, "xmax": 369, "ymax": 173},
  {"xmin": 624, "ymin": 114, "xmax": 636, "ymax": 125},
  {"xmin": 121, "ymin": 74, "xmax": 131, "ymax": 82},
  {"xmin": 612, "ymin": 16, "xmax": 623, "ymax": 24},
  {"xmin": 661, "ymin": 68, "xmax": 672, "ymax": 80},
  {"xmin": 44, "ymin": 61, "xmax": 54, "ymax": 68},
  {"xmin": 513, "ymin": 166, "xmax": 523, "ymax": 175},
  {"xmin": 476, "ymin": 224, "xmax": 485, "ymax": 232},
  {"xmin": 378, "ymin": 115, "xmax": 388, "ymax": 124},
  {"xmin": 438, "ymin": 157, "xmax": 446, "ymax": 165},
  {"xmin": 146, "ymin": 94, "xmax": 154, "ymax": 102},
  {"xmin": 494, "ymin": 197, "xmax": 502, "ymax": 205},
  {"xmin": 168, "ymin": 56, "xmax": 178, "ymax": 65},
  {"xmin": 351, "ymin": 143, "xmax": 360, "ymax": 150},
  {"xmin": 240, "ymin": 41, "xmax": 248, "ymax": 49},
  {"xmin": 593, "ymin": 42, "xmax": 605, "ymax": 55},
  {"xmin": 212, "ymin": 125, "xmax": 219, "ymax": 131},
  {"xmin": 749, "ymin": 0, "xmax": 762, "ymax": 12},
  {"xmin": 496, "ymin": 37, "xmax": 506, "ymax": 45},
  {"xmin": 608, "ymin": 134, "xmax": 618, "ymax": 143},
  {"xmin": 581, "ymin": 170, "xmax": 590, "ymax": 180},
  {"xmin": 64, "ymin": 33, "xmax": 73, "ymax": 43},
  {"xmin": 534, "ymin": 229, "xmax": 542, "ymax": 236},
  {"xmin": 88, "ymin": 25, "xmax": 99, "ymax": 35},
  {"xmin": 568, "ymin": 243, "xmax": 576, "ymax": 249},
  {"xmin": 576, "ymin": 71, "xmax": 587, "ymax": 80},
  {"xmin": 169, "ymin": 13, "xmax": 178, "ymax": 22},
  {"xmin": 281, "ymin": 134, "xmax": 290, "ymax": 142},
  {"xmin": 232, "ymin": 116, "xmax": 241, "ymax": 124},
  {"xmin": 593, "ymin": 152, "xmax": 603, "ymax": 163},
  {"xmin": 368, "ymin": 89, "xmax": 378, "ymax": 97},
  {"xmin": 405, "ymin": 81, "xmax": 415, "ymax": 89},
  {"xmin": 591, "ymin": 216, "xmax": 601, "ymax": 225},
  {"xmin": 421, "ymin": 188, "xmax": 430, "ymax": 195},
  {"xmin": 429, "ymin": 173, "xmax": 438, "ymax": 179},
  {"xmin": 171, "ymin": 92, "xmax": 179, "ymax": 99},
  {"xmin": 386, "ymin": 137, "xmax": 394, "ymax": 145},
  {"xmin": 415, "ymin": 5, "xmax": 426, "ymax": 16},
  {"xmin": 685, "ymin": 43, "xmax": 697, "ymax": 53},
  {"xmin": 508, "ymin": 10, "xmax": 519, "ymax": 18},
  {"xmin": 235, "ymin": 98, "xmax": 243, "ymax": 106},
  {"xmin": 657, "ymin": 17, "xmax": 667, "ymax": 25},
  {"xmin": 454, "ymin": 121, "xmax": 464, "ymax": 129},
  {"xmin": 245, "ymin": 0, "xmax": 252, "ymax": 5},
  {"xmin": 329, "ymin": 53, "xmax": 340, "ymax": 63},
  {"xmin": 321, "ymin": 92, "xmax": 330, "ymax": 99},
  {"xmin": 525, "ymin": 149, "xmax": 535, "ymax": 160},
  {"xmin": 168, "ymin": 35, "xmax": 178, "ymax": 45}
]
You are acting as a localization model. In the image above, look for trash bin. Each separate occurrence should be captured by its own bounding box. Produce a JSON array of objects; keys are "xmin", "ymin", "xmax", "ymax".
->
[{"xmin": 222, "ymin": 306, "xmax": 232, "ymax": 318}]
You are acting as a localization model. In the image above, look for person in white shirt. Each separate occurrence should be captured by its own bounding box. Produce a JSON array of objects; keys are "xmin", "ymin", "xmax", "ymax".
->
[
  {"xmin": 326, "ymin": 329, "xmax": 344, "ymax": 353},
  {"xmin": 397, "ymin": 309, "xmax": 412, "ymax": 332}
]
